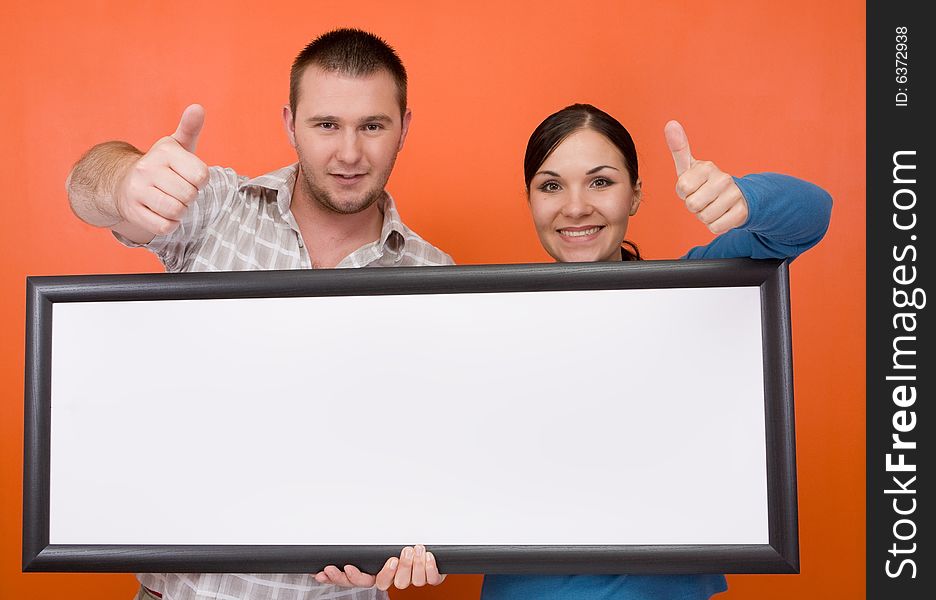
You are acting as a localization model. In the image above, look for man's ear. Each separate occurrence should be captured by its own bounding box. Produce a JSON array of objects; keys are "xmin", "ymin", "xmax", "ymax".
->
[
  {"xmin": 282, "ymin": 105, "xmax": 297, "ymax": 147},
  {"xmin": 630, "ymin": 178, "xmax": 642, "ymax": 216},
  {"xmin": 398, "ymin": 108, "xmax": 413, "ymax": 152}
]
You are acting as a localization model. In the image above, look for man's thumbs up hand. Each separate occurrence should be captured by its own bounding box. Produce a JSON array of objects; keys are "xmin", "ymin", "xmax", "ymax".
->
[
  {"xmin": 115, "ymin": 104, "xmax": 210, "ymax": 237},
  {"xmin": 171, "ymin": 104, "xmax": 206, "ymax": 154},
  {"xmin": 665, "ymin": 120, "xmax": 748, "ymax": 235}
]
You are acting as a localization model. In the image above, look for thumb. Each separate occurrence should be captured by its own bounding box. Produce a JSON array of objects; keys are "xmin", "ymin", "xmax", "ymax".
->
[
  {"xmin": 664, "ymin": 120, "xmax": 693, "ymax": 177},
  {"xmin": 172, "ymin": 104, "xmax": 205, "ymax": 153}
]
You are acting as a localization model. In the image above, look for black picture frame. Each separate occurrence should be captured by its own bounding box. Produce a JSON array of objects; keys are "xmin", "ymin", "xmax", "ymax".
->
[{"xmin": 23, "ymin": 259, "xmax": 798, "ymax": 574}]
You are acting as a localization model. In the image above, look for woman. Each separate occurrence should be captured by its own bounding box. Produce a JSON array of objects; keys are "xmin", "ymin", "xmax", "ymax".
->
[
  {"xmin": 523, "ymin": 103, "xmax": 830, "ymax": 266},
  {"xmin": 480, "ymin": 105, "xmax": 831, "ymax": 599},
  {"xmin": 315, "ymin": 104, "xmax": 832, "ymax": 598}
]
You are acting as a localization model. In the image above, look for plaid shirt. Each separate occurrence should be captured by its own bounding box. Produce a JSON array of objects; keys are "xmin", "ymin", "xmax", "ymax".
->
[
  {"xmin": 120, "ymin": 163, "xmax": 452, "ymax": 600},
  {"xmin": 118, "ymin": 163, "xmax": 453, "ymax": 272}
]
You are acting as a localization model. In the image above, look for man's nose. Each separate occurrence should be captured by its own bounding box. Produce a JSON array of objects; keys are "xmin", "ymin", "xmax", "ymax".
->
[
  {"xmin": 336, "ymin": 131, "xmax": 363, "ymax": 165},
  {"xmin": 561, "ymin": 189, "xmax": 593, "ymax": 218}
]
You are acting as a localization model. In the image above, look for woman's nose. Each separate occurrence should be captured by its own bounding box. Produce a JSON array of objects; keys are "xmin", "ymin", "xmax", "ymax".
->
[{"xmin": 561, "ymin": 189, "xmax": 593, "ymax": 218}]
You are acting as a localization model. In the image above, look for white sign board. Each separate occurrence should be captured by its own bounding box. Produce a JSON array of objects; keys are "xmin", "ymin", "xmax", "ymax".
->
[{"xmin": 24, "ymin": 261, "xmax": 798, "ymax": 574}]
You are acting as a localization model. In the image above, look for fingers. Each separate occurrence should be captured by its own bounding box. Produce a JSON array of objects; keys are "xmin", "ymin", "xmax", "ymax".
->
[
  {"xmin": 674, "ymin": 158, "xmax": 748, "ymax": 235},
  {"xmin": 708, "ymin": 200, "xmax": 748, "ymax": 235},
  {"xmin": 664, "ymin": 120, "xmax": 693, "ymax": 176},
  {"xmin": 375, "ymin": 556, "xmax": 399, "ymax": 591},
  {"xmin": 394, "ymin": 546, "xmax": 414, "ymax": 589},
  {"xmin": 679, "ymin": 165, "xmax": 732, "ymax": 211},
  {"xmin": 411, "ymin": 545, "xmax": 428, "ymax": 587},
  {"xmin": 172, "ymin": 104, "xmax": 206, "ymax": 153},
  {"xmin": 313, "ymin": 564, "xmax": 377, "ymax": 588},
  {"xmin": 666, "ymin": 120, "xmax": 747, "ymax": 235},
  {"xmin": 387, "ymin": 545, "xmax": 446, "ymax": 589},
  {"xmin": 151, "ymin": 168, "xmax": 200, "ymax": 208},
  {"xmin": 343, "ymin": 564, "xmax": 378, "ymax": 588},
  {"xmin": 121, "ymin": 194, "xmax": 181, "ymax": 237},
  {"xmin": 426, "ymin": 551, "xmax": 446, "ymax": 586},
  {"xmin": 315, "ymin": 565, "xmax": 353, "ymax": 587},
  {"xmin": 314, "ymin": 547, "xmax": 445, "ymax": 592},
  {"xmin": 166, "ymin": 149, "xmax": 210, "ymax": 190},
  {"xmin": 115, "ymin": 107, "xmax": 210, "ymax": 237}
]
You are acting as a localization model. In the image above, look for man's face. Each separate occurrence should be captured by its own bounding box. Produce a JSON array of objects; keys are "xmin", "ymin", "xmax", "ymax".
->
[{"xmin": 284, "ymin": 65, "xmax": 411, "ymax": 214}]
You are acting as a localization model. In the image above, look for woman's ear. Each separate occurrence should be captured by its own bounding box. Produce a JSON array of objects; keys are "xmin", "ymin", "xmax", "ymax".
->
[{"xmin": 630, "ymin": 179, "xmax": 642, "ymax": 216}]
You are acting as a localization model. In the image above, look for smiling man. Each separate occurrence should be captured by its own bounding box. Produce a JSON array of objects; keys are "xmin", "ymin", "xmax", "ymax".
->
[
  {"xmin": 68, "ymin": 28, "xmax": 451, "ymax": 272},
  {"xmin": 66, "ymin": 28, "xmax": 450, "ymax": 600}
]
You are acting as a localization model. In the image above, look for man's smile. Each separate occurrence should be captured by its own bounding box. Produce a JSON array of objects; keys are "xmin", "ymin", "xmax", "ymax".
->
[{"xmin": 330, "ymin": 172, "xmax": 368, "ymax": 186}]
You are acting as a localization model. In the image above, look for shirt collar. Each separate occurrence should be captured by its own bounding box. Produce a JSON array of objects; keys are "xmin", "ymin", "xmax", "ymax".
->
[
  {"xmin": 239, "ymin": 163, "xmax": 298, "ymax": 217},
  {"xmin": 239, "ymin": 163, "xmax": 406, "ymax": 260},
  {"xmin": 376, "ymin": 193, "xmax": 406, "ymax": 259}
]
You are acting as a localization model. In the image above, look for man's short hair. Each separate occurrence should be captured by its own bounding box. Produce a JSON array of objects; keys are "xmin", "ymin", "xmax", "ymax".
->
[{"xmin": 289, "ymin": 28, "xmax": 408, "ymax": 119}]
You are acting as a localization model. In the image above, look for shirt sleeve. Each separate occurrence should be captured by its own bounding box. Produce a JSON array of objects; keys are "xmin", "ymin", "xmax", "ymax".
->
[
  {"xmin": 112, "ymin": 166, "xmax": 242, "ymax": 272},
  {"xmin": 681, "ymin": 172, "xmax": 833, "ymax": 260}
]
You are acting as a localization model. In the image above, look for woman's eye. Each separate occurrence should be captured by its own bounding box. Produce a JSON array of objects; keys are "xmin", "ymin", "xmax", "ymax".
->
[
  {"xmin": 539, "ymin": 181, "xmax": 561, "ymax": 193},
  {"xmin": 591, "ymin": 177, "xmax": 613, "ymax": 188}
]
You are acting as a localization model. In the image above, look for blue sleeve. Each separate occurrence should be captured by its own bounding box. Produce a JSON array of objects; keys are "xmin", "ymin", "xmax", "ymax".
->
[{"xmin": 681, "ymin": 173, "xmax": 832, "ymax": 260}]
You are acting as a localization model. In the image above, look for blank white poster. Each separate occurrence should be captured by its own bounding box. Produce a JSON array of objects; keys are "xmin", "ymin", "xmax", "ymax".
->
[{"xmin": 48, "ymin": 286, "xmax": 767, "ymax": 545}]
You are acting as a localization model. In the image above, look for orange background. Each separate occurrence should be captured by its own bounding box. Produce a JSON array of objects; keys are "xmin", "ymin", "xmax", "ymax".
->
[{"xmin": 0, "ymin": 1, "xmax": 865, "ymax": 599}]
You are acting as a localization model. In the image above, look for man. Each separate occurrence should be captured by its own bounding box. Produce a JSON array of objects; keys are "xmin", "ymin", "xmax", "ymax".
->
[{"xmin": 67, "ymin": 28, "xmax": 448, "ymax": 600}]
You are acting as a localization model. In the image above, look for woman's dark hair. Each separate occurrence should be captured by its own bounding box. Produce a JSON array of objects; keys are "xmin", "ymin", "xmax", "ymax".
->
[{"xmin": 524, "ymin": 103, "xmax": 642, "ymax": 261}]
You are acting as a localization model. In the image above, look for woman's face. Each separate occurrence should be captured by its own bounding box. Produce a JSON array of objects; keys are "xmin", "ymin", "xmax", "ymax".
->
[{"xmin": 528, "ymin": 128, "xmax": 641, "ymax": 263}]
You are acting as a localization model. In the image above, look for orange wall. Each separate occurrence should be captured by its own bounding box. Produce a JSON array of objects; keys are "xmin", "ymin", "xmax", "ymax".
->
[{"xmin": 0, "ymin": 1, "xmax": 864, "ymax": 599}]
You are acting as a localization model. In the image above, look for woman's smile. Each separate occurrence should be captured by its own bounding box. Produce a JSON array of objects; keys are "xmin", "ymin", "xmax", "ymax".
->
[{"xmin": 557, "ymin": 225, "xmax": 605, "ymax": 241}]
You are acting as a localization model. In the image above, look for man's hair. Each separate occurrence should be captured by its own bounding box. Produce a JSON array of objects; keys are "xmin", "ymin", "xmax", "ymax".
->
[{"xmin": 289, "ymin": 28, "xmax": 408, "ymax": 119}]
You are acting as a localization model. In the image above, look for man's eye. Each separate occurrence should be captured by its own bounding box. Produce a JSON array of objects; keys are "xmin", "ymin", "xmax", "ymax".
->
[
  {"xmin": 363, "ymin": 123, "xmax": 383, "ymax": 132},
  {"xmin": 317, "ymin": 123, "xmax": 337, "ymax": 130}
]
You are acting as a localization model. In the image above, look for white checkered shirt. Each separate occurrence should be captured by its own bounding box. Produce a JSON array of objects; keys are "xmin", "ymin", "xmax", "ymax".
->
[
  {"xmin": 118, "ymin": 163, "xmax": 452, "ymax": 600},
  {"xmin": 117, "ymin": 163, "xmax": 453, "ymax": 272}
]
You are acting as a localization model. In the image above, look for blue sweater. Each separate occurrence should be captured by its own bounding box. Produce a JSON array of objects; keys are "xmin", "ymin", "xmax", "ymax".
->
[{"xmin": 481, "ymin": 173, "xmax": 832, "ymax": 600}]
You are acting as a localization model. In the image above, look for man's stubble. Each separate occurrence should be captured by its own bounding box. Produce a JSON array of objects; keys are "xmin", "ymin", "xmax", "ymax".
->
[{"xmin": 294, "ymin": 147, "xmax": 399, "ymax": 216}]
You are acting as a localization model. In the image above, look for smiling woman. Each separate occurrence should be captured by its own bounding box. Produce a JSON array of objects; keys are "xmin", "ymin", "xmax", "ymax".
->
[
  {"xmin": 524, "ymin": 105, "xmax": 643, "ymax": 263},
  {"xmin": 478, "ymin": 104, "xmax": 835, "ymax": 600},
  {"xmin": 521, "ymin": 104, "xmax": 832, "ymax": 267}
]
